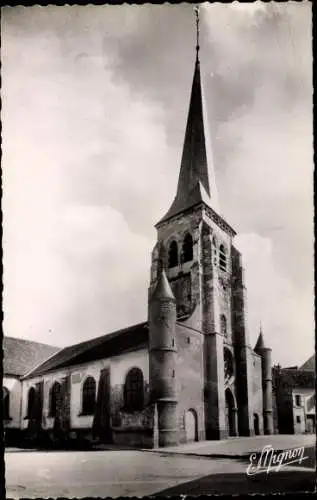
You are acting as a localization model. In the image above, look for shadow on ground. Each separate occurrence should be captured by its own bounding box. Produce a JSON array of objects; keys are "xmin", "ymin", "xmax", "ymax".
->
[{"xmin": 153, "ymin": 469, "xmax": 316, "ymax": 496}]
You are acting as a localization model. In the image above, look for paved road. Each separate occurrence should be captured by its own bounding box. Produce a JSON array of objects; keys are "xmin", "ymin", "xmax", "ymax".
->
[
  {"xmin": 5, "ymin": 445, "xmax": 316, "ymax": 498},
  {"xmin": 4, "ymin": 449, "xmax": 246, "ymax": 498}
]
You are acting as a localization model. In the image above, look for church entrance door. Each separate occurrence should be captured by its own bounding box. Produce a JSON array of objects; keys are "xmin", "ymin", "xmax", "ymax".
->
[
  {"xmin": 225, "ymin": 389, "xmax": 235, "ymax": 437},
  {"xmin": 185, "ymin": 409, "xmax": 197, "ymax": 442}
]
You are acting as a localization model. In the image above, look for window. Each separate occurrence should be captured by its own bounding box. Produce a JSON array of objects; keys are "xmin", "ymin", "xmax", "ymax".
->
[
  {"xmin": 82, "ymin": 376, "xmax": 96, "ymax": 415},
  {"xmin": 168, "ymin": 241, "xmax": 178, "ymax": 268},
  {"xmin": 220, "ymin": 315, "xmax": 227, "ymax": 337},
  {"xmin": 295, "ymin": 395, "xmax": 301, "ymax": 407},
  {"xmin": 124, "ymin": 368, "xmax": 144, "ymax": 411},
  {"xmin": 26, "ymin": 387, "xmax": 36, "ymax": 418},
  {"xmin": 49, "ymin": 382, "xmax": 61, "ymax": 418},
  {"xmin": 3, "ymin": 387, "xmax": 10, "ymax": 420},
  {"xmin": 182, "ymin": 233, "xmax": 193, "ymax": 263},
  {"xmin": 296, "ymin": 416, "xmax": 301, "ymax": 423},
  {"xmin": 219, "ymin": 244, "xmax": 227, "ymax": 271},
  {"xmin": 224, "ymin": 348, "xmax": 234, "ymax": 382}
]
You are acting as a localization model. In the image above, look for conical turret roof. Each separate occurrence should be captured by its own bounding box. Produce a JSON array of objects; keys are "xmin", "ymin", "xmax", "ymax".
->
[
  {"xmin": 254, "ymin": 332, "xmax": 266, "ymax": 352},
  {"xmin": 151, "ymin": 268, "xmax": 175, "ymax": 301}
]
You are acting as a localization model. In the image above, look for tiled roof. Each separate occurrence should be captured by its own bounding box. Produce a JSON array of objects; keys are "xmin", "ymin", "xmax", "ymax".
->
[
  {"xmin": 300, "ymin": 355, "xmax": 315, "ymax": 371},
  {"xmin": 23, "ymin": 322, "xmax": 149, "ymax": 379},
  {"xmin": 3, "ymin": 337, "xmax": 61, "ymax": 377},
  {"xmin": 273, "ymin": 367, "xmax": 315, "ymax": 390}
]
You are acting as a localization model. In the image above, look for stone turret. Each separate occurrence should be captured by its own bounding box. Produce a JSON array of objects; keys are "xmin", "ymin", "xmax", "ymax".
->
[
  {"xmin": 255, "ymin": 325, "xmax": 273, "ymax": 435},
  {"xmin": 148, "ymin": 263, "xmax": 179, "ymax": 447}
]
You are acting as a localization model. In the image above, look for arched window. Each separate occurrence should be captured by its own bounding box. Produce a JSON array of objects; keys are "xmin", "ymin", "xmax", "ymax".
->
[
  {"xmin": 82, "ymin": 376, "xmax": 96, "ymax": 415},
  {"xmin": 220, "ymin": 315, "xmax": 227, "ymax": 337},
  {"xmin": 182, "ymin": 233, "xmax": 193, "ymax": 263},
  {"xmin": 124, "ymin": 368, "xmax": 144, "ymax": 411},
  {"xmin": 3, "ymin": 387, "xmax": 10, "ymax": 420},
  {"xmin": 168, "ymin": 241, "xmax": 178, "ymax": 268},
  {"xmin": 49, "ymin": 382, "xmax": 61, "ymax": 418},
  {"xmin": 219, "ymin": 244, "xmax": 227, "ymax": 271},
  {"xmin": 27, "ymin": 387, "xmax": 36, "ymax": 418}
]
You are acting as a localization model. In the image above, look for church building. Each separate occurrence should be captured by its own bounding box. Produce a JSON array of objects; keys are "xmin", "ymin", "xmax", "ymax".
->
[{"xmin": 4, "ymin": 39, "xmax": 273, "ymax": 448}]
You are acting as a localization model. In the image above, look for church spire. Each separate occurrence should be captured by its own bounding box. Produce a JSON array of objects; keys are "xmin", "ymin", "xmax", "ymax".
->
[
  {"xmin": 195, "ymin": 4, "xmax": 200, "ymax": 62},
  {"xmin": 157, "ymin": 6, "xmax": 220, "ymax": 226}
]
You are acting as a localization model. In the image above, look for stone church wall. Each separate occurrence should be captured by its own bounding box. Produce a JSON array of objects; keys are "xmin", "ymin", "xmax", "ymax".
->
[
  {"xmin": 175, "ymin": 323, "xmax": 205, "ymax": 442},
  {"xmin": 21, "ymin": 347, "xmax": 151, "ymax": 445},
  {"xmin": 3, "ymin": 376, "xmax": 22, "ymax": 430}
]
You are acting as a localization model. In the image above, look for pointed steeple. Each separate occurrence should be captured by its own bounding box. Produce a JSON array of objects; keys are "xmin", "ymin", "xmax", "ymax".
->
[
  {"xmin": 254, "ymin": 322, "xmax": 266, "ymax": 353},
  {"xmin": 151, "ymin": 267, "xmax": 175, "ymax": 301},
  {"xmin": 157, "ymin": 9, "xmax": 220, "ymax": 226}
]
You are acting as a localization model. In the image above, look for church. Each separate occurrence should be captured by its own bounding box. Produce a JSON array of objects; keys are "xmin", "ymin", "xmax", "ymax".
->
[{"xmin": 4, "ymin": 38, "xmax": 274, "ymax": 448}]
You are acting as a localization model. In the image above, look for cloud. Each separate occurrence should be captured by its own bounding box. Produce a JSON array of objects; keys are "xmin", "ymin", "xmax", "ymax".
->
[
  {"xmin": 235, "ymin": 233, "xmax": 314, "ymax": 366},
  {"xmin": 2, "ymin": 4, "xmax": 313, "ymax": 366},
  {"xmin": 203, "ymin": 2, "xmax": 313, "ymax": 365},
  {"xmin": 2, "ymin": 15, "xmax": 168, "ymax": 345},
  {"xmin": 3, "ymin": 201, "xmax": 152, "ymax": 346}
]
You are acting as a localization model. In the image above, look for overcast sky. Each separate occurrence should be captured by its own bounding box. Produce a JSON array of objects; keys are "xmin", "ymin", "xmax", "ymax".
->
[{"xmin": 2, "ymin": 2, "xmax": 313, "ymax": 367}]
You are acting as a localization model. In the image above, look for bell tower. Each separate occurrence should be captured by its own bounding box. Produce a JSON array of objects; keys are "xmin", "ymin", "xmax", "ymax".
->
[{"xmin": 148, "ymin": 6, "xmax": 254, "ymax": 440}]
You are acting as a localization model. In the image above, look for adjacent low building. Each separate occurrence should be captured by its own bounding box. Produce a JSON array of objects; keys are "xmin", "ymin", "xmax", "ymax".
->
[
  {"xmin": 3, "ymin": 336, "xmax": 60, "ymax": 445},
  {"xmin": 273, "ymin": 355, "xmax": 315, "ymax": 435}
]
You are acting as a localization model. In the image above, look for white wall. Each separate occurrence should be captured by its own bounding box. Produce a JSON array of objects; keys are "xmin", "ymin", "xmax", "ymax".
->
[
  {"xmin": 304, "ymin": 392, "xmax": 315, "ymax": 416},
  {"xmin": 21, "ymin": 347, "xmax": 148, "ymax": 431},
  {"xmin": 3, "ymin": 376, "xmax": 22, "ymax": 429},
  {"xmin": 292, "ymin": 389, "xmax": 315, "ymax": 433}
]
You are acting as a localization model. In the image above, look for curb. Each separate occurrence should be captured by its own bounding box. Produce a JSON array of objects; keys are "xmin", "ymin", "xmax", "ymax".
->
[
  {"xmin": 139, "ymin": 449, "xmax": 250, "ymax": 459},
  {"xmin": 139, "ymin": 445, "xmax": 316, "ymax": 461}
]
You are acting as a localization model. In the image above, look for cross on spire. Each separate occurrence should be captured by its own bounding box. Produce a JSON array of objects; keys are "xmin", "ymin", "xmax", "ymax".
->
[{"xmin": 194, "ymin": 5, "xmax": 200, "ymax": 61}]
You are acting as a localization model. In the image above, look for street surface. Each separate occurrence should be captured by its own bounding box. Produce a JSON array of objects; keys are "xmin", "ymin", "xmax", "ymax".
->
[
  {"xmin": 4, "ymin": 435, "xmax": 316, "ymax": 497},
  {"xmin": 5, "ymin": 450, "xmax": 246, "ymax": 498}
]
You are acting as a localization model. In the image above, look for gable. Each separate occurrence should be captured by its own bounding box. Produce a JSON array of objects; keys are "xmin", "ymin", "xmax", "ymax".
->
[{"xmin": 300, "ymin": 355, "xmax": 315, "ymax": 371}]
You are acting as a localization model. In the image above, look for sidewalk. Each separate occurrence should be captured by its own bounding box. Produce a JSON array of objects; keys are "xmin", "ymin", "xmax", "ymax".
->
[
  {"xmin": 6, "ymin": 434, "xmax": 315, "ymax": 459},
  {"xmin": 143, "ymin": 434, "xmax": 316, "ymax": 458}
]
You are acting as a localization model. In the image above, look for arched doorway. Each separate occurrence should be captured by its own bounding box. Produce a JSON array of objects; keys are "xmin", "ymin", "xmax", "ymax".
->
[
  {"xmin": 185, "ymin": 409, "xmax": 198, "ymax": 442},
  {"xmin": 225, "ymin": 389, "xmax": 236, "ymax": 437},
  {"xmin": 254, "ymin": 413, "xmax": 260, "ymax": 435}
]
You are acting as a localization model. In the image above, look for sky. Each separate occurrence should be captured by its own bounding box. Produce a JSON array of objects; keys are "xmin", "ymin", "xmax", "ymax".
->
[{"xmin": 2, "ymin": 2, "xmax": 314, "ymax": 367}]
